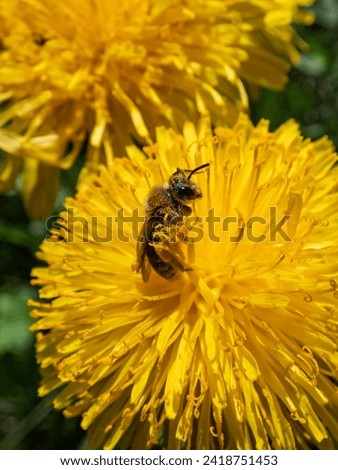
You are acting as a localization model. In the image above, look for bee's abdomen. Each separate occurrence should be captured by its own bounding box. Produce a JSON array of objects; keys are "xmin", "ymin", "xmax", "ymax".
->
[
  {"xmin": 143, "ymin": 210, "xmax": 180, "ymax": 280},
  {"xmin": 145, "ymin": 244, "xmax": 176, "ymax": 279}
]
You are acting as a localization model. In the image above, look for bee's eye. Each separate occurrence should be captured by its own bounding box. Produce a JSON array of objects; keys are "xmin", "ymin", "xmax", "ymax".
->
[{"xmin": 176, "ymin": 182, "xmax": 195, "ymax": 198}]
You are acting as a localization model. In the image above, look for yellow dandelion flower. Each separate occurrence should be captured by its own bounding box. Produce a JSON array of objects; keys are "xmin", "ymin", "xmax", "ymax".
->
[
  {"xmin": 0, "ymin": 0, "xmax": 313, "ymax": 217},
  {"xmin": 30, "ymin": 114, "xmax": 338, "ymax": 449}
]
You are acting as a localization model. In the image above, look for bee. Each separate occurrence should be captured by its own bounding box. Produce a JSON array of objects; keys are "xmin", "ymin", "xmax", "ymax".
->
[
  {"xmin": 32, "ymin": 33, "xmax": 48, "ymax": 46},
  {"xmin": 134, "ymin": 163, "xmax": 209, "ymax": 281}
]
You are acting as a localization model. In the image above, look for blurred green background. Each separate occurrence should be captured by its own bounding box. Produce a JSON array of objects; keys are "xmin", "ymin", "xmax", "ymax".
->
[{"xmin": 0, "ymin": 0, "xmax": 337, "ymax": 450}]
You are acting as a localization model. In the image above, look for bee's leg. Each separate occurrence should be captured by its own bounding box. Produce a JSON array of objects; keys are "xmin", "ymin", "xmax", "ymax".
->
[{"xmin": 153, "ymin": 240, "xmax": 192, "ymax": 273}]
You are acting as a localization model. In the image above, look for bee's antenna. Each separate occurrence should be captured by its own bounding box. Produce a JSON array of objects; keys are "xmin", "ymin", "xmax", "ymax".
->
[{"xmin": 188, "ymin": 163, "xmax": 210, "ymax": 180}]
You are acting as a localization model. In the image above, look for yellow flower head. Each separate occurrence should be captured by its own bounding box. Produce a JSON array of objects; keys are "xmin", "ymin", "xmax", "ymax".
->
[
  {"xmin": 30, "ymin": 114, "xmax": 338, "ymax": 449},
  {"xmin": 0, "ymin": 0, "xmax": 313, "ymax": 217}
]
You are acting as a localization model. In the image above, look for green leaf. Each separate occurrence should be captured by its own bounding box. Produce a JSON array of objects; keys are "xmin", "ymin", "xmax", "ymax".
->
[{"xmin": 0, "ymin": 286, "xmax": 36, "ymax": 354}]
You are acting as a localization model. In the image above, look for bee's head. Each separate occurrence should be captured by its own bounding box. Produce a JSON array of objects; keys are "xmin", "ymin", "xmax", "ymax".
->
[{"xmin": 169, "ymin": 163, "xmax": 209, "ymax": 203}]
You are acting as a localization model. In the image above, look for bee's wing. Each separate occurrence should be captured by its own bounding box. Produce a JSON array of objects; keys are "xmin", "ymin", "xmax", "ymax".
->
[{"xmin": 133, "ymin": 222, "xmax": 151, "ymax": 282}]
